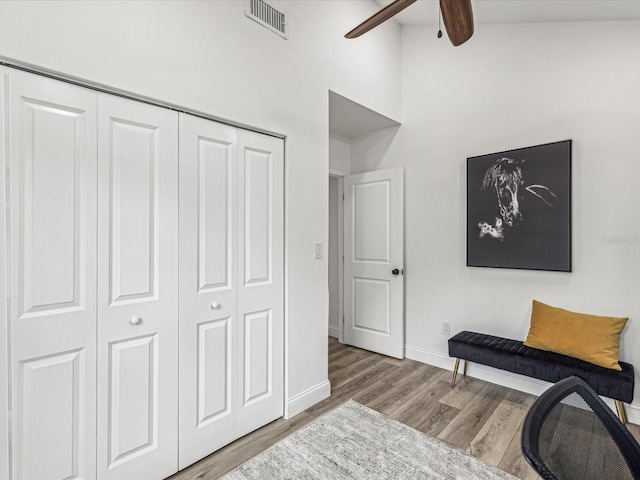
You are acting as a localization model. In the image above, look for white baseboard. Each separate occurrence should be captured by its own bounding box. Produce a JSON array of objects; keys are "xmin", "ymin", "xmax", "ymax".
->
[
  {"xmin": 284, "ymin": 379, "xmax": 331, "ymax": 419},
  {"xmin": 328, "ymin": 325, "xmax": 339, "ymax": 338},
  {"xmin": 405, "ymin": 344, "xmax": 640, "ymax": 425}
]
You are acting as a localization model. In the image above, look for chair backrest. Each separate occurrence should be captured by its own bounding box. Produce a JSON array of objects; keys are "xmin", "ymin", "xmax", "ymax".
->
[{"xmin": 521, "ymin": 376, "xmax": 640, "ymax": 480}]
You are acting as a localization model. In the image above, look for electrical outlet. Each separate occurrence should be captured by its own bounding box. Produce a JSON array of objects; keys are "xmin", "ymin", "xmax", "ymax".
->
[{"xmin": 441, "ymin": 321, "xmax": 451, "ymax": 336}]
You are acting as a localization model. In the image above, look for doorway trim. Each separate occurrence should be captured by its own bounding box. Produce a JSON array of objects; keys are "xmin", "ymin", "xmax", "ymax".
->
[{"xmin": 329, "ymin": 169, "xmax": 345, "ymax": 343}]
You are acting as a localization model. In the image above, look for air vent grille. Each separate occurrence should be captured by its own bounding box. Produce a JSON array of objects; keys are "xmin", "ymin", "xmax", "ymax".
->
[{"xmin": 245, "ymin": 0, "xmax": 288, "ymax": 39}]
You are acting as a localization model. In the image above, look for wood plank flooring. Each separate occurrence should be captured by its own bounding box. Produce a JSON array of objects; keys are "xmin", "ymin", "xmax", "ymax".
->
[{"xmin": 169, "ymin": 337, "xmax": 640, "ymax": 480}]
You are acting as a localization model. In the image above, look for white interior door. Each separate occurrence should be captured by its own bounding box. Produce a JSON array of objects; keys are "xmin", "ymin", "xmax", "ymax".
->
[
  {"xmin": 7, "ymin": 69, "xmax": 98, "ymax": 480},
  {"xmin": 344, "ymin": 167, "xmax": 404, "ymax": 359},
  {"xmin": 97, "ymin": 95, "xmax": 179, "ymax": 480},
  {"xmin": 236, "ymin": 129, "xmax": 284, "ymax": 437},
  {"xmin": 178, "ymin": 114, "xmax": 239, "ymax": 469}
]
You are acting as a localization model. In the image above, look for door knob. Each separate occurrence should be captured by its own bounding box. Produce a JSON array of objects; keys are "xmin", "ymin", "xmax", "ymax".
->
[
  {"xmin": 211, "ymin": 302, "xmax": 221, "ymax": 310},
  {"xmin": 130, "ymin": 315, "xmax": 142, "ymax": 325},
  {"xmin": 392, "ymin": 269, "xmax": 400, "ymax": 275}
]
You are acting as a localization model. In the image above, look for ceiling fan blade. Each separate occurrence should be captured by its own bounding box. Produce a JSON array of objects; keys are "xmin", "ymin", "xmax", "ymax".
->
[
  {"xmin": 345, "ymin": 0, "xmax": 418, "ymax": 39},
  {"xmin": 440, "ymin": 0, "xmax": 474, "ymax": 46}
]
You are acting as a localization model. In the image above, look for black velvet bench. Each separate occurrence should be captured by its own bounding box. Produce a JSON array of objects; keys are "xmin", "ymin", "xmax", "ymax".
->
[{"xmin": 448, "ymin": 330, "xmax": 635, "ymax": 423}]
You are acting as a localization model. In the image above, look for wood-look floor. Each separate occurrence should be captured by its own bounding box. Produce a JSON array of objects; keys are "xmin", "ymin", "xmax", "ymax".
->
[{"xmin": 170, "ymin": 337, "xmax": 640, "ymax": 480}]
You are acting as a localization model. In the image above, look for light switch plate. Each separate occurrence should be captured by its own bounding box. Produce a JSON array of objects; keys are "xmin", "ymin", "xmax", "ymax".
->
[
  {"xmin": 441, "ymin": 321, "xmax": 451, "ymax": 336},
  {"xmin": 314, "ymin": 242, "xmax": 322, "ymax": 259}
]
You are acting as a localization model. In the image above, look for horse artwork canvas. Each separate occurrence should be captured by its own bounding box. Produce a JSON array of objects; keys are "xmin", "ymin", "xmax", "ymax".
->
[{"xmin": 467, "ymin": 140, "xmax": 571, "ymax": 271}]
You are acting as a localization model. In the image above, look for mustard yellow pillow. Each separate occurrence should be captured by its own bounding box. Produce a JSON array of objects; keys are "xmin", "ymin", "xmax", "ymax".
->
[{"xmin": 524, "ymin": 300, "xmax": 628, "ymax": 370}]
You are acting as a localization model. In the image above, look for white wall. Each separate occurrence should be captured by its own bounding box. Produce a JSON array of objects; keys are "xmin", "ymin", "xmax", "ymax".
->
[
  {"xmin": 329, "ymin": 132, "xmax": 352, "ymax": 174},
  {"xmin": 352, "ymin": 21, "xmax": 640, "ymax": 410},
  {"xmin": 0, "ymin": 0, "xmax": 402, "ymax": 416}
]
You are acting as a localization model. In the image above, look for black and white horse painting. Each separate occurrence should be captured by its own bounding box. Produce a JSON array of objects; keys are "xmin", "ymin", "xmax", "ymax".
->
[{"xmin": 467, "ymin": 140, "xmax": 571, "ymax": 271}]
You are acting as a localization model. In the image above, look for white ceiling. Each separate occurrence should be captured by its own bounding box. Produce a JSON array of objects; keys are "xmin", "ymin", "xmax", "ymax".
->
[
  {"xmin": 330, "ymin": 0, "xmax": 640, "ymax": 139},
  {"xmin": 376, "ymin": 0, "xmax": 640, "ymax": 26}
]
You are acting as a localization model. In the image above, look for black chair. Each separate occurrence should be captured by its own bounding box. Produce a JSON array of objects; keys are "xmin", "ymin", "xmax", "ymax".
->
[{"xmin": 522, "ymin": 376, "xmax": 640, "ymax": 480}]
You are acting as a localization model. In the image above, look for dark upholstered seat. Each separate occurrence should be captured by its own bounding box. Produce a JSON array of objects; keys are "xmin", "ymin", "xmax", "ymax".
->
[{"xmin": 448, "ymin": 331, "xmax": 634, "ymax": 404}]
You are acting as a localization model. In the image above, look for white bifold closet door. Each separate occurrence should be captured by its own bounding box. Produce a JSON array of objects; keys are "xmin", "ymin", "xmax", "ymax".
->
[
  {"xmin": 3, "ymin": 66, "xmax": 284, "ymax": 479},
  {"xmin": 96, "ymin": 96, "xmax": 179, "ymax": 480},
  {"xmin": 6, "ymin": 70, "xmax": 99, "ymax": 480},
  {"xmin": 178, "ymin": 114, "xmax": 284, "ymax": 469}
]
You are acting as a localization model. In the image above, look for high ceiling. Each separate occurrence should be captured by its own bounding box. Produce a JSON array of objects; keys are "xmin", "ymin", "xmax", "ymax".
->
[
  {"xmin": 376, "ymin": 0, "xmax": 640, "ymax": 26},
  {"xmin": 331, "ymin": 1, "xmax": 640, "ymax": 139}
]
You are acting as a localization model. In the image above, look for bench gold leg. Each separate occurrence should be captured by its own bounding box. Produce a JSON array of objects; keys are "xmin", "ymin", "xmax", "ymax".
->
[
  {"xmin": 451, "ymin": 358, "xmax": 460, "ymax": 388},
  {"xmin": 463, "ymin": 359, "xmax": 468, "ymax": 378},
  {"xmin": 614, "ymin": 400, "xmax": 628, "ymax": 424}
]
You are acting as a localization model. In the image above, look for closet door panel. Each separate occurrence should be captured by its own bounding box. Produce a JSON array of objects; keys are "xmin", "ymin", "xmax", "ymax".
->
[
  {"xmin": 178, "ymin": 114, "xmax": 238, "ymax": 469},
  {"xmin": 98, "ymin": 96, "xmax": 179, "ymax": 480},
  {"xmin": 237, "ymin": 130, "xmax": 284, "ymax": 438},
  {"xmin": 20, "ymin": 103, "xmax": 82, "ymax": 313},
  {"xmin": 107, "ymin": 335, "xmax": 157, "ymax": 464},
  {"xmin": 108, "ymin": 119, "xmax": 157, "ymax": 302},
  {"xmin": 7, "ymin": 70, "xmax": 98, "ymax": 480},
  {"xmin": 18, "ymin": 350, "xmax": 85, "ymax": 480},
  {"xmin": 243, "ymin": 309, "xmax": 272, "ymax": 403},
  {"xmin": 244, "ymin": 148, "xmax": 271, "ymax": 285}
]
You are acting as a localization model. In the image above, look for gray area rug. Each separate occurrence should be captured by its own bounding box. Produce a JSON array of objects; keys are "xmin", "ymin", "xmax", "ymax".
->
[{"xmin": 223, "ymin": 400, "xmax": 519, "ymax": 479}]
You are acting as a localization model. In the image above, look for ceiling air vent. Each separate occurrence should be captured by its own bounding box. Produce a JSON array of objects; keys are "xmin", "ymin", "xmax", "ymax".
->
[{"xmin": 245, "ymin": 0, "xmax": 288, "ymax": 39}]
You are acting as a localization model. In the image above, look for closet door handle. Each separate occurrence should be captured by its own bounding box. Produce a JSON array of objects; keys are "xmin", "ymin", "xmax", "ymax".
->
[
  {"xmin": 130, "ymin": 315, "xmax": 142, "ymax": 325},
  {"xmin": 211, "ymin": 302, "xmax": 221, "ymax": 310}
]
